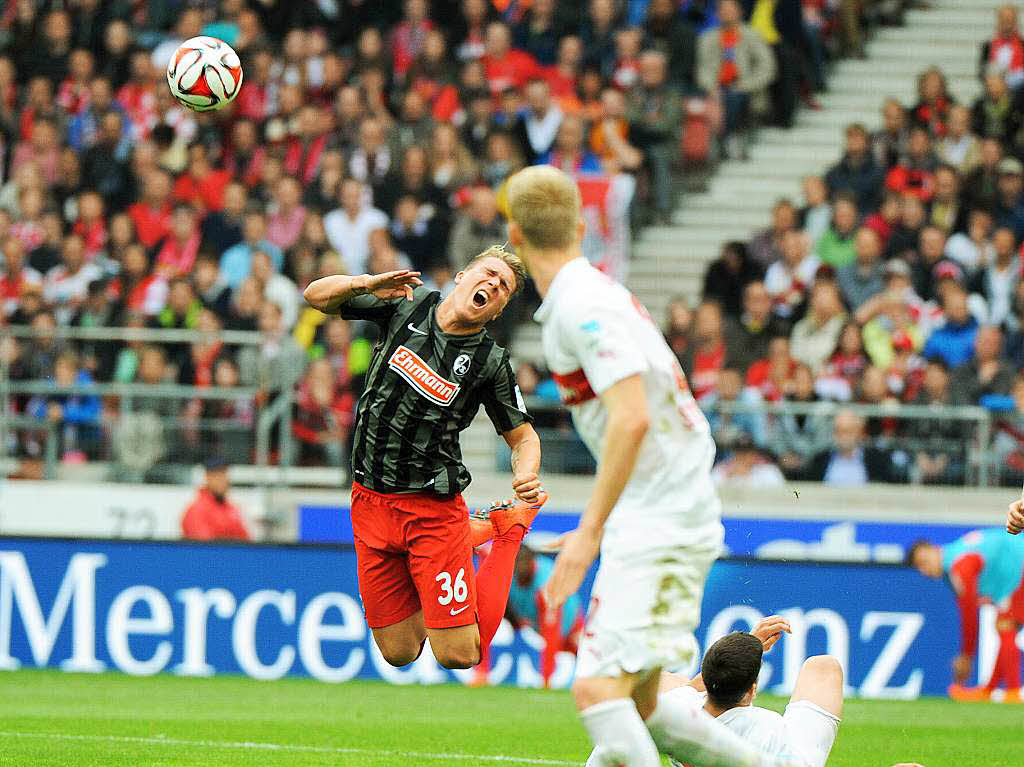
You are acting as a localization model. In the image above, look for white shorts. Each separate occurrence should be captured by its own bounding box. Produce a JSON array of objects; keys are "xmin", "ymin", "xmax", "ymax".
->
[
  {"xmin": 574, "ymin": 519, "xmax": 723, "ymax": 680},
  {"xmin": 782, "ymin": 700, "xmax": 841, "ymax": 767}
]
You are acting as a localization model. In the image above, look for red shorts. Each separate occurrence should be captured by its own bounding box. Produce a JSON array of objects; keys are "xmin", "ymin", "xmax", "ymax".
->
[{"xmin": 350, "ymin": 481, "xmax": 477, "ymax": 630}]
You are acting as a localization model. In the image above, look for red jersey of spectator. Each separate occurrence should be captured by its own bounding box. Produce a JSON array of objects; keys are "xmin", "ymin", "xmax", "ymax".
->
[
  {"xmin": 235, "ymin": 82, "xmax": 271, "ymax": 121},
  {"xmin": 987, "ymin": 34, "xmax": 1024, "ymax": 87},
  {"xmin": 155, "ymin": 230, "xmax": 201, "ymax": 279},
  {"xmin": 173, "ymin": 169, "xmax": 231, "ymax": 213},
  {"xmin": 117, "ymin": 82, "xmax": 159, "ymax": 140},
  {"xmin": 181, "ymin": 487, "xmax": 250, "ymax": 541},
  {"xmin": 690, "ymin": 342, "xmax": 726, "ymax": 402},
  {"xmin": 72, "ymin": 218, "xmax": 107, "ymax": 260},
  {"xmin": 392, "ymin": 18, "xmax": 435, "ymax": 79},
  {"xmin": 745, "ymin": 357, "xmax": 796, "ymax": 402},
  {"xmin": 127, "ymin": 202, "xmax": 172, "ymax": 248},
  {"xmin": 483, "ymin": 50, "xmax": 538, "ymax": 94},
  {"xmin": 283, "ymin": 134, "xmax": 329, "ymax": 186},
  {"xmin": 541, "ymin": 66, "xmax": 578, "ymax": 103},
  {"xmin": 885, "ymin": 164, "xmax": 935, "ymax": 201}
]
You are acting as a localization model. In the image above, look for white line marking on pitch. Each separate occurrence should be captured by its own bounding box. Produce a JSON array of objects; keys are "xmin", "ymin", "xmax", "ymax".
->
[{"xmin": 0, "ymin": 731, "xmax": 579, "ymax": 766}]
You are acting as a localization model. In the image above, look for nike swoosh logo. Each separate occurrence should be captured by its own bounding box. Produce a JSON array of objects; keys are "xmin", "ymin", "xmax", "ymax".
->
[
  {"xmin": 450, "ymin": 605, "xmax": 470, "ymax": 616},
  {"xmin": 408, "ymin": 323, "xmax": 428, "ymax": 336}
]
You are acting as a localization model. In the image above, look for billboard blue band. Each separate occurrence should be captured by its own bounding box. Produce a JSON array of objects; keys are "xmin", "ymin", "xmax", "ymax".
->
[{"xmin": 0, "ymin": 537, "xmax": 975, "ymax": 697}]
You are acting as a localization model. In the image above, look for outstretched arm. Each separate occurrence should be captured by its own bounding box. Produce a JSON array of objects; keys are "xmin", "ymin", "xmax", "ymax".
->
[{"xmin": 303, "ymin": 270, "xmax": 423, "ymax": 314}]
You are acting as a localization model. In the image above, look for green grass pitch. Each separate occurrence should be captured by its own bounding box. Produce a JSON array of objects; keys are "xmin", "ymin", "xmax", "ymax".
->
[{"xmin": 0, "ymin": 670, "xmax": 1018, "ymax": 766}]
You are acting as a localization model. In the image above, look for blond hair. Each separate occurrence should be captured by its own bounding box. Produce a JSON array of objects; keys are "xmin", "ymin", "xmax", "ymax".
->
[
  {"xmin": 505, "ymin": 166, "xmax": 581, "ymax": 250},
  {"xmin": 467, "ymin": 245, "xmax": 529, "ymax": 295}
]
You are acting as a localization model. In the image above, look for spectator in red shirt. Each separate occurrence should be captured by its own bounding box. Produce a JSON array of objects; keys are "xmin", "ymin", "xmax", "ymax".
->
[
  {"xmin": 885, "ymin": 126, "xmax": 938, "ymax": 202},
  {"xmin": 128, "ymin": 168, "xmax": 173, "ymax": 248},
  {"xmin": 181, "ymin": 457, "xmax": 250, "ymax": 541},
  {"xmin": 482, "ymin": 21, "xmax": 538, "ymax": 95},
  {"xmin": 173, "ymin": 143, "xmax": 231, "ymax": 214},
  {"xmin": 154, "ymin": 203, "xmax": 202, "ymax": 279},
  {"xmin": 745, "ymin": 335, "xmax": 798, "ymax": 402},
  {"xmin": 911, "ymin": 66, "xmax": 955, "ymax": 138},
  {"xmin": 979, "ymin": 4, "xmax": 1024, "ymax": 90},
  {"xmin": 72, "ymin": 190, "xmax": 107, "ymax": 260},
  {"xmin": 683, "ymin": 299, "xmax": 728, "ymax": 402},
  {"xmin": 391, "ymin": 0, "xmax": 435, "ymax": 81},
  {"xmin": 291, "ymin": 358, "xmax": 355, "ymax": 467}
]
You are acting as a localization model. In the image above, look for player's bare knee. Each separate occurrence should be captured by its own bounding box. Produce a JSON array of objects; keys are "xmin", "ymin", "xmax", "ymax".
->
[
  {"xmin": 378, "ymin": 642, "xmax": 422, "ymax": 667},
  {"xmin": 373, "ymin": 634, "xmax": 424, "ymax": 667},
  {"xmin": 803, "ymin": 654, "xmax": 843, "ymax": 675},
  {"xmin": 803, "ymin": 654, "xmax": 844, "ymax": 684},
  {"xmin": 435, "ymin": 646, "xmax": 480, "ymax": 670}
]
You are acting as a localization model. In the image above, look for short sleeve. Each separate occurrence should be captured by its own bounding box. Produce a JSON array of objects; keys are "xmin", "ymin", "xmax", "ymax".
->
[
  {"xmin": 563, "ymin": 305, "xmax": 648, "ymax": 396},
  {"xmin": 483, "ymin": 354, "xmax": 533, "ymax": 435},
  {"xmin": 336, "ymin": 293, "xmax": 401, "ymax": 325}
]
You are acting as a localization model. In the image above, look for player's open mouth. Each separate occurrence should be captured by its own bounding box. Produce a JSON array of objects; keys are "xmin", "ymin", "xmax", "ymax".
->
[{"xmin": 473, "ymin": 290, "xmax": 489, "ymax": 308}]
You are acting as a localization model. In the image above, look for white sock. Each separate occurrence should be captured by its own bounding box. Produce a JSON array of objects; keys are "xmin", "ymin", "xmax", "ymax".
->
[
  {"xmin": 580, "ymin": 698, "xmax": 662, "ymax": 767},
  {"xmin": 645, "ymin": 688, "xmax": 766, "ymax": 767}
]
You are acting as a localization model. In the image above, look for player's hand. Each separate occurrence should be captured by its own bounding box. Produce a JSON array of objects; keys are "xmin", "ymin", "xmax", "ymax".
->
[
  {"xmin": 358, "ymin": 270, "xmax": 423, "ymax": 302},
  {"xmin": 543, "ymin": 527, "xmax": 601, "ymax": 610},
  {"xmin": 1007, "ymin": 499, "xmax": 1024, "ymax": 535},
  {"xmin": 512, "ymin": 472, "xmax": 542, "ymax": 504},
  {"xmin": 751, "ymin": 615, "xmax": 791, "ymax": 653},
  {"xmin": 952, "ymin": 653, "xmax": 972, "ymax": 684}
]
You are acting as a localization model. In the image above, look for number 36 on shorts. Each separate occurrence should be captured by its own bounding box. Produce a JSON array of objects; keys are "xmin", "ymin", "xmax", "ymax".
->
[{"xmin": 435, "ymin": 568, "xmax": 468, "ymax": 605}]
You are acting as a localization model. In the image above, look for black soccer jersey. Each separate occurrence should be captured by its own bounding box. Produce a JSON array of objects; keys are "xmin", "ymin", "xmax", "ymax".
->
[{"xmin": 339, "ymin": 287, "xmax": 531, "ymax": 495}]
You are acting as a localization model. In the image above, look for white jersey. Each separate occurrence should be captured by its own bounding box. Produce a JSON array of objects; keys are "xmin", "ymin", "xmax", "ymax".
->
[
  {"xmin": 668, "ymin": 686, "xmax": 840, "ymax": 767},
  {"xmin": 534, "ymin": 257, "xmax": 720, "ymax": 533}
]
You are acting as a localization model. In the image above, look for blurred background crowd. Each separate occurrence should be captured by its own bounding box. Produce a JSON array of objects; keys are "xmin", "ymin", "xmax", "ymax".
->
[
  {"xmin": 4, "ymin": 0, "xmax": 1003, "ymax": 488},
  {"xmin": 682, "ymin": 4, "xmax": 1024, "ymax": 488}
]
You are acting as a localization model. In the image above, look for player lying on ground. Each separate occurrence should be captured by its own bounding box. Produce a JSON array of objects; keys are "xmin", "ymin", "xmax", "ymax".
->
[
  {"xmin": 303, "ymin": 248, "xmax": 544, "ymax": 671},
  {"xmin": 909, "ymin": 530, "xmax": 1024, "ymax": 702},
  {"xmin": 584, "ymin": 616, "xmax": 844, "ymax": 767},
  {"xmin": 506, "ymin": 164, "xmax": 797, "ymax": 767}
]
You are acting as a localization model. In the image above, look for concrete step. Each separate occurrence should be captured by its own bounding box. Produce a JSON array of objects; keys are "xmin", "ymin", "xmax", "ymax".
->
[{"xmin": 673, "ymin": 207, "xmax": 772, "ymax": 228}]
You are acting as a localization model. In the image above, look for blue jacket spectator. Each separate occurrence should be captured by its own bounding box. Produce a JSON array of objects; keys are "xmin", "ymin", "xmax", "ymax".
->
[{"xmin": 923, "ymin": 289, "xmax": 980, "ymax": 368}]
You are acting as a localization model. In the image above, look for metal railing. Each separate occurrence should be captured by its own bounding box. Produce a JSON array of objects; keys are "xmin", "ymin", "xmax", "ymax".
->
[
  {"xmin": 1, "ymin": 325, "xmax": 299, "ymax": 483},
  {"xmin": 508, "ymin": 397, "xmax": 999, "ymax": 486}
]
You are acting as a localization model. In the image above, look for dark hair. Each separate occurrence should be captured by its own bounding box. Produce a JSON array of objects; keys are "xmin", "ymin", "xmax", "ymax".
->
[
  {"xmin": 905, "ymin": 539, "xmax": 933, "ymax": 567},
  {"xmin": 701, "ymin": 632, "xmax": 764, "ymax": 708}
]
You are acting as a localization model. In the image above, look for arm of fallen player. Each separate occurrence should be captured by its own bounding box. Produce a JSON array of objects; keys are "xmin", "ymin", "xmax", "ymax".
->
[
  {"xmin": 750, "ymin": 615, "xmax": 792, "ymax": 652},
  {"xmin": 543, "ymin": 375, "xmax": 650, "ymax": 610},
  {"xmin": 303, "ymin": 271, "xmax": 423, "ymax": 313}
]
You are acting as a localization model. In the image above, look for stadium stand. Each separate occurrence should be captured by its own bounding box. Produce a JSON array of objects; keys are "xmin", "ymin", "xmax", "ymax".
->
[{"xmin": 1, "ymin": 0, "xmax": 1011, "ymax": 491}]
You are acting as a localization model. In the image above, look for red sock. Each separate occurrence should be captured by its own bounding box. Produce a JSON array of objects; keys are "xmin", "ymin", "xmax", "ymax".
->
[
  {"xmin": 998, "ymin": 629, "xmax": 1021, "ymax": 690},
  {"xmin": 474, "ymin": 526, "xmax": 525, "ymax": 649},
  {"xmin": 986, "ymin": 629, "xmax": 1020, "ymax": 691}
]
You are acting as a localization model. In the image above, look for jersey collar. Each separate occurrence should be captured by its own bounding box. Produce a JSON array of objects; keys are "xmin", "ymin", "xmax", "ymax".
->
[{"xmin": 533, "ymin": 257, "xmax": 590, "ymax": 324}]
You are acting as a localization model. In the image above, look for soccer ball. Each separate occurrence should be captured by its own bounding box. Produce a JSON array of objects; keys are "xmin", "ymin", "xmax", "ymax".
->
[{"xmin": 166, "ymin": 36, "xmax": 243, "ymax": 112}]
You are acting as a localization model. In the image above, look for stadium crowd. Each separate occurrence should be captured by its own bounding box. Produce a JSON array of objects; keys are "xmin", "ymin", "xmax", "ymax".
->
[
  {"xmin": 0, "ymin": 0, "xmax": 905, "ymax": 479},
  {"xmin": 682, "ymin": 4, "xmax": 1024, "ymax": 489}
]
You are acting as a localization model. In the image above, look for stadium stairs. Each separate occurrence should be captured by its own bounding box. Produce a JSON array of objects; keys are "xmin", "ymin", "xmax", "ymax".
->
[{"xmin": 462, "ymin": 0, "xmax": 996, "ymax": 474}]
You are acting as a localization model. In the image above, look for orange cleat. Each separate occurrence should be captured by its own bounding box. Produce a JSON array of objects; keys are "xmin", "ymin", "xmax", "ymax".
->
[
  {"xmin": 1003, "ymin": 688, "xmax": 1022, "ymax": 703},
  {"xmin": 948, "ymin": 684, "xmax": 989, "ymax": 702},
  {"xmin": 488, "ymin": 491, "xmax": 549, "ymax": 537},
  {"xmin": 469, "ymin": 512, "xmax": 495, "ymax": 548}
]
